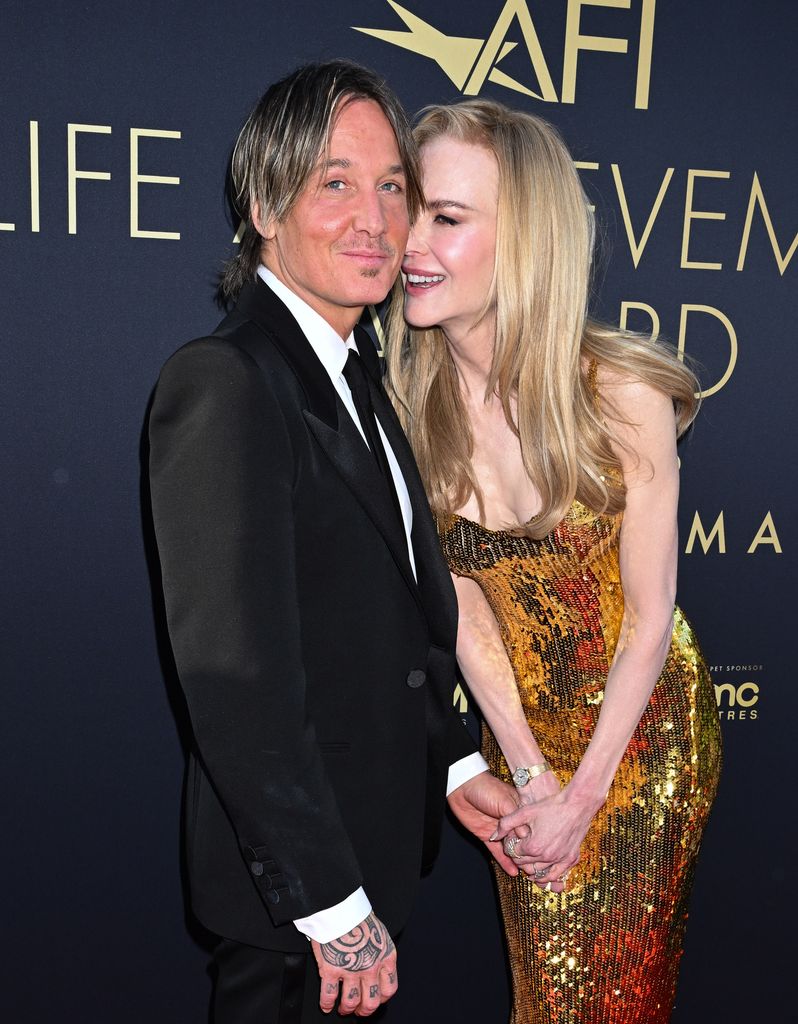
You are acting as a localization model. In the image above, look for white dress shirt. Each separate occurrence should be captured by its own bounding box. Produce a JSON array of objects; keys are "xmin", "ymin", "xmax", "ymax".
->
[{"xmin": 257, "ymin": 267, "xmax": 488, "ymax": 943}]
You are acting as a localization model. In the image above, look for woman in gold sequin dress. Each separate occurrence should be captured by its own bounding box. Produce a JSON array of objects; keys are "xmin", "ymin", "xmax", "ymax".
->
[{"xmin": 385, "ymin": 100, "xmax": 722, "ymax": 1023}]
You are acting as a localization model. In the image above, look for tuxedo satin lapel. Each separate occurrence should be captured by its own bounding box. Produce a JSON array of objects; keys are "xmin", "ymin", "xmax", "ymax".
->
[
  {"xmin": 368, "ymin": 379, "xmax": 458, "ymax": 641},
  {"xmin": 303, "ymin": 406, "xmax": 421, "ymax": 606}
]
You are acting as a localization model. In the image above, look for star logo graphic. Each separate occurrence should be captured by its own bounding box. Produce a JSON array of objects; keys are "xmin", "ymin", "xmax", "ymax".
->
[
  {"xmin": 353, "ymin": 0, "xmax": 657, "ymax": 110},
  {"xmin": 353, "ymin": 0, "xmax": 558, "ymax": 101}
]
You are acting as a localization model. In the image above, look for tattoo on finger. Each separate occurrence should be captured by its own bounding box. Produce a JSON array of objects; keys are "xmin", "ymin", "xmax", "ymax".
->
[
  {"xmin": 369, "ymin": 985, "xmax": 379, "ymax": 998},
  {"xmin": 347, "ymin": 986, "xmax": 359, "ymax": 1000}
]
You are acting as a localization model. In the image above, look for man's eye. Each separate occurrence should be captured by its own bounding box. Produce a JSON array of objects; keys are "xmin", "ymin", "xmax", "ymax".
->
[
  {"xmin": 380, "ymin": 181, "xmax": 404, "ymax": 194},
  {"xmin": 325, "ymin": 179, "xmax": 346, "ymax": 191}
]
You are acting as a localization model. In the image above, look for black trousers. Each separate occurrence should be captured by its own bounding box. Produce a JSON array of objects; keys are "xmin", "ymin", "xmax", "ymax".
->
[{"xmin": 212, "ymin": 938, "xmax": 390, "ymax": 1024}]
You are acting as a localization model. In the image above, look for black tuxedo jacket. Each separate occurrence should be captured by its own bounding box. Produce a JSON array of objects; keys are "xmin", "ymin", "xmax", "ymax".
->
[{"xmin": 148, "ymin": 279, "xmax": 475, "ymax": 952}]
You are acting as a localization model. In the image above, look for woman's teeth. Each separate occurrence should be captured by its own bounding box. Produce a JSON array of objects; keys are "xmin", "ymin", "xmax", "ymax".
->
[{"xmin": 407, "ymin": 274, "xmax": 444, "ymax": 285}]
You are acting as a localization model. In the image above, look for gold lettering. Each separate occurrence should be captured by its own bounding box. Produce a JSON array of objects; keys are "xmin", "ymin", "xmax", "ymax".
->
[
  {"xmin": 678, "ymin": 304, "xmax": 737, "ymax": 398},
  {"xmin": 737, "ymin": 171, "xmax": 798, "ymax": 275},
  {"xmin": 574, "ymin": 161, "xmax": 599, "ymax": 213},
  {"xmin": 67, "ymin": 123, "xmax": 112, "ymax": 235},
  {"xmin": 130, "ymin": 129, "xmax": 181, "ymax": 240},
  {"xmin": 453, "ymin": 683, "xmax": 469, "ymax": 714},
  {"xmin": 736, "ymin": 683, "xmax": 759, "ymax": 708},
  {"xmin": 685, "ymin": 511, "xmax": 725, "ymax": 555},
  {"xmin": 464, "ymin": 0, "xmax": 557, "ymax": 100},
  {"xmin": 619, "ymin": 300, "xmax": 660, "ymax": 339},
  {"xmin": 563, "ymin": 0, "xmax": 631, "ymax": 105},
  {"xmin": 681, "ymin": 169, "xmax": 730, "ymax": 270},
  {"xmin": 612, "ymin": 164, "xmax": 673, "ymax": 267},
  {"xmin": 30, "ymin": 120, "xmax": 40, "ymax": 233},
  {"xmin": 635, "ymin": 0, "xmax": 657, "ymax": 109},
  {"xmin": 367, "ymin": 305, "xmax": 387, "ymax": 357},
  {"xmin": 713, "ymin": 682, "xmax": 736, "ymax": 706},
  {"xmin": 747, "ymin": 512, "xmax": 782, "ymax": 554}
]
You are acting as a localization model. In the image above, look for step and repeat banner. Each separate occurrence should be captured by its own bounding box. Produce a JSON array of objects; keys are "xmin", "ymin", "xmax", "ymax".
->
[{"xmin": 3, "ymin": 2, "xmax": 794, "ymax": 1021}]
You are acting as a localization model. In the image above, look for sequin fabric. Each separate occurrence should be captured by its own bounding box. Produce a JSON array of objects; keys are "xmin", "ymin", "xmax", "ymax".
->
[{"xmin": 436, "ymin": 502, "xmax": 722, "ymax": 1023}]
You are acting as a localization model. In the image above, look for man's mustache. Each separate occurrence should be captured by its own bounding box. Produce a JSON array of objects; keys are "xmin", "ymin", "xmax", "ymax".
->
[{"xmin": 334, "ymin": 239, "xmax": 397, "ymax": 257}]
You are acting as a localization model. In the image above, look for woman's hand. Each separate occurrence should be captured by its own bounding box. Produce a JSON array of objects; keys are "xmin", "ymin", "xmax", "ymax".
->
[{"xmin": 496, "ymin": 782, "xmax": 603, "ymax": 889}]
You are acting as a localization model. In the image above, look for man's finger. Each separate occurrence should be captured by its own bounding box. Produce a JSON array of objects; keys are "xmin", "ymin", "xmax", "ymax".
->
[
  {"xmin": 378, "ymin": 962, "xmax": 399, "ymax": 1004},
  {"xmin": 338, "ymin": 980, "xmax": 361, "ymax": 1016},
  {"xmin": 319, "ymin": 976, "xmax": 340, "ymax": 1013},
  {"xmin": 355, "ymin": 978, "xmax": 383, "ymax": 1017}
]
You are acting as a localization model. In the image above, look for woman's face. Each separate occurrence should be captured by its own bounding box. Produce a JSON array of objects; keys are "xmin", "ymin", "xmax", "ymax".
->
[{"xmin": 402, "ymin": 137, "xmax": 499, "ymax": 345}]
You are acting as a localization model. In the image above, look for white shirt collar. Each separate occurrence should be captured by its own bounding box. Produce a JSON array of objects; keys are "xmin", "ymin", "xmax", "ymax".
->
[{"xmin": 257, "ymin": 266, "xmax": 357, "ymax": 380}]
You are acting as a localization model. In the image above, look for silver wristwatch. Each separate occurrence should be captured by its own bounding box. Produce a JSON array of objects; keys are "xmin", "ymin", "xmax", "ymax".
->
[{"xmin": 511, "ymin": 762, "xmax": 551, "ymax": 788}]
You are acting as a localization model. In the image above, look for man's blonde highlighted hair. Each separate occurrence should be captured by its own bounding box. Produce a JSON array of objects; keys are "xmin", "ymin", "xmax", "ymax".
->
[{"xmin": 385, "ymin": 99, "xmax": 698, "ymax": 538}]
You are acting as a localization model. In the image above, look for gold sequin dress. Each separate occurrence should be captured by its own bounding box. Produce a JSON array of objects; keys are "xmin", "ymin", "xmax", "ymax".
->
[{"xmin": 436, "ymin": 501, "xmax": 722, "ymax": 1024}]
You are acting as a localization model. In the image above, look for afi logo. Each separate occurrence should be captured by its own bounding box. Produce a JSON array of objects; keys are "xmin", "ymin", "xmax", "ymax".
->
[{"xmin": 354, "ymin": 0, "xmax": 657, "ymax": 108}]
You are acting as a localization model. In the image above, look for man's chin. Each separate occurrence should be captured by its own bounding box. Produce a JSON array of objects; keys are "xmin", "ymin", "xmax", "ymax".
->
[{"xmin": 347, "ymin": 278, "xmax": 397, "ymax": 307}]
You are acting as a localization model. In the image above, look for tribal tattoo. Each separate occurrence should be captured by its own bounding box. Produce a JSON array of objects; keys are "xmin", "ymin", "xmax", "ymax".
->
[{"xmin": 321, "ymin": 913, "xmax": 395, "ymax": 971}]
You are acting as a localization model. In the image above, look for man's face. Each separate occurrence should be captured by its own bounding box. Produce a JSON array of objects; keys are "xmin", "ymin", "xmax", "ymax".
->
[{"xmin": 262, "ymin": 98, "xmax": 409, "ymax": 338}]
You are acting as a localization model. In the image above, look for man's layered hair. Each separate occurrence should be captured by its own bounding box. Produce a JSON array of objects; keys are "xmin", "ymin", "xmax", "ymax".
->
[{"xmin": 221, "ymin": 60, "xmax": 423, "ymax": 300}]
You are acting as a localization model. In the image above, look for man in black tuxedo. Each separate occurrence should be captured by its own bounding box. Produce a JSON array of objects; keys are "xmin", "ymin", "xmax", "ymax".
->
[{"xmin": 149, "ymin": 61, "xmax": 518, "ymax": 1023}]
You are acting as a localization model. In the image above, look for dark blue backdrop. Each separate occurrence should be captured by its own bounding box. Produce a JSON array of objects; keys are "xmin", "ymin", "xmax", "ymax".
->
[{"xmin": 3, "ymin": 2, "xmax": 794, "ymax": 1021}]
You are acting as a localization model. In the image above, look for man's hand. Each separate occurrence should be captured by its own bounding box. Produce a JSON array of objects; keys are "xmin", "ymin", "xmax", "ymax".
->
[
  {"xmin": 311, "ymin": 912, "xmax": 398, "ymax": 1016},
  {"xmin": 447, "ymin": 770, "xmax": 521, "ymax": 876}
]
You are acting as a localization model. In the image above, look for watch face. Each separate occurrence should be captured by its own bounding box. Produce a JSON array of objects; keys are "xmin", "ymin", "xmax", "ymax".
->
[{"xmin": 512, "ymin": 767, "xmax": 529, "ymax": 787}]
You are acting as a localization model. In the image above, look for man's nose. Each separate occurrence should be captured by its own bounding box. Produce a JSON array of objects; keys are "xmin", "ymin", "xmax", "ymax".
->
[{"xmin": 352, "ymin": 188, "xmax": 389, "ymax": 235}]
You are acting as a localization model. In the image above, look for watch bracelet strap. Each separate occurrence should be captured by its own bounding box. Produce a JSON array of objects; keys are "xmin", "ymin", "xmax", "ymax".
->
[{"xmin": 514, "ymin": 761, "xmax": 551, "ymax": 783}]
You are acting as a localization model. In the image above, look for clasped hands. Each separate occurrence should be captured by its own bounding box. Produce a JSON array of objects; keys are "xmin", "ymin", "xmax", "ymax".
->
[{"xmin": 449, "ymin": 769, "xmax": 594, "ymax": 892}]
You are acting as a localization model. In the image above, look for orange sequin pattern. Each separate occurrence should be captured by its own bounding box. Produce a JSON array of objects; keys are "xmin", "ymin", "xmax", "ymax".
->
[{"xmin": 437, "ymin": 504, "xmax": 722, "ymax": 1024}]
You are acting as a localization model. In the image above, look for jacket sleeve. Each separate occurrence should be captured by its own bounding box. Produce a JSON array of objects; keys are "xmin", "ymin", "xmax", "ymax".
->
[{"xmin": 148, "ymin": 337, "xmax": 362, "ymax": 925}]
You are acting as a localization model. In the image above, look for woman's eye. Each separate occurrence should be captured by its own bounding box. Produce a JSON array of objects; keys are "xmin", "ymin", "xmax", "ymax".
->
[{"xmin": 434, "ymin": 214, "xmax": 458, "ymax": 226}]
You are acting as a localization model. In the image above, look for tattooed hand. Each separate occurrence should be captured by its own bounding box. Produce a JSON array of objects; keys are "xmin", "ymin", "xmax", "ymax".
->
[{"xmin": 311, "ymin": 912, "xmax": 398, "ymax": 1016}]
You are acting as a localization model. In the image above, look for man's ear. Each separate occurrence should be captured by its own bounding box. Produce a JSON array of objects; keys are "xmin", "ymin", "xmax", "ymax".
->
[{"xmin": 252, "ymin": 201, "xmax": 276, "ymax": 241}]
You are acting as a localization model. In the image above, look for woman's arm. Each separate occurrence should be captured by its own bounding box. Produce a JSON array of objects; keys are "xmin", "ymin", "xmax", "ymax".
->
[
  {"xmin": 567, "ymin": 376, "xmax": 680, "ymax": 807},
  {"xmin": 454, "ymin": 573, "xmax": 560, "ymax": 794},
  {"xmin": 453, "ymin": 572, "xmax": 563, "ymax": 884},
  {"xmin": 497, "ymin": 375, "xmax": 682, "ymax": 882}
]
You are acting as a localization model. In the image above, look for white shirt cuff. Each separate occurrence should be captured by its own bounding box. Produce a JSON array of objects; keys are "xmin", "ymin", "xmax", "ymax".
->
[
  {"xmin": 446, "ymin": 752, "xmax": 490, "ymax": 796},
  {"xmin": 293, "ymin": 887, "xmax": 372, "ymax": 944}
]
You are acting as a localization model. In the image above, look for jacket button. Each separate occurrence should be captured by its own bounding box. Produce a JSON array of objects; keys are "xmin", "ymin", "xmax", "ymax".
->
[
  {"xmin": 406, "ymin": 669, "xmax": 426, "ymax": 688},
  {"xmin": 250, "ymin": 861, "xmax": 264, "ymax": 876},
  {"xmin": 266, "ymin": 890, "xmax": 281, "ymax": 904}
]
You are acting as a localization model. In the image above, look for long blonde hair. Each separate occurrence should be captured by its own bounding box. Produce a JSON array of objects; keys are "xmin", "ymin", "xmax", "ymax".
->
[{"xmin": 385, "ymin": 99, "xmax": 698, "ymax": 538}]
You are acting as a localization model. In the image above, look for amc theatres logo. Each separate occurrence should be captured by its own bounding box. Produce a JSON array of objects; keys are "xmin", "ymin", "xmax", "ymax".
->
[
  {"xmin": 354, "ymin": 0, "xmax": 657, "ymax": 108},
  {"xmin": 713, "ymin": 681, "xmax": 759, "ymax": 722}
]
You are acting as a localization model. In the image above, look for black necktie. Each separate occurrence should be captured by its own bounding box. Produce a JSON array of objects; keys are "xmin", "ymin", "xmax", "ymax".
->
[{"xmin": 342, "ymin": 349, "xmax": 405, "ymax": 532}]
